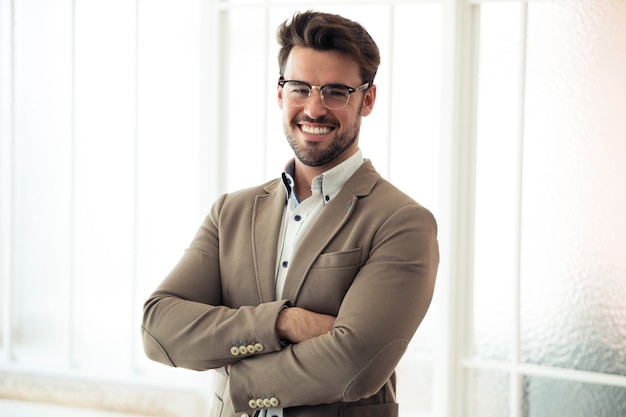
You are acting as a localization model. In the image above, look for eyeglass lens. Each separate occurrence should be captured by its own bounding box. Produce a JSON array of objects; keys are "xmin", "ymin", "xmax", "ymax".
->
[{"xmin": 283, "ymin": 82, "xmax": 351, "ymax": 110}]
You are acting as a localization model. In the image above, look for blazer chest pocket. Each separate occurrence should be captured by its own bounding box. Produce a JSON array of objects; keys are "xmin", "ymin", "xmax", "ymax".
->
[
  {"xmin": 302, "ymin": 248, "xmax": 362, "ymax": 315},
  {"xmin": 312, "ymin": 247, "xmax": 362, "ymax": 270}
]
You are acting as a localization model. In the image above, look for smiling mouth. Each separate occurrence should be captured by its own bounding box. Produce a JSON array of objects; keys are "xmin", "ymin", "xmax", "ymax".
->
[{"xmin": 299, "ymin": 124, "xmax": 334, "ymax": 135}]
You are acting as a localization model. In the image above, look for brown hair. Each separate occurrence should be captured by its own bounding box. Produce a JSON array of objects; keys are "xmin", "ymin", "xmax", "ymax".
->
[{"xmin": 276, "ymin": 11, "xmax": 381, "ymax": 84}]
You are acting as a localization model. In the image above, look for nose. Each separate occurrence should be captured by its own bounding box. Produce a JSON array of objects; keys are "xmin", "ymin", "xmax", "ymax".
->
[{"xmin": 304, "ymin": 87, "xmax": 328, "ymax": 119}]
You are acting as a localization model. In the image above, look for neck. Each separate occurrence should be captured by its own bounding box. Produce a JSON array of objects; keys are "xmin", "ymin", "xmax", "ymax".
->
[
  {"xmin": 292, "ymin": 147, "xmax": 358, "ymax": 201},
  {"xmin": 293, "ymin": 162, "xmax": 319, "ymax": 201}
]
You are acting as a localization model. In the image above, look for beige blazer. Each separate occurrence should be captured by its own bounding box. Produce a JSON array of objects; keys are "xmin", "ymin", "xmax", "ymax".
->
[{"xmin": 142, "ymin": 160, "xmax": 439, "ymax": 417}]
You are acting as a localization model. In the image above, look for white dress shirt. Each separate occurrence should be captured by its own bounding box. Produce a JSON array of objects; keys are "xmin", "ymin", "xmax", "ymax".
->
[{"xmin": 263, "ymin": 150, "xmax": 364, "ymax": 417}]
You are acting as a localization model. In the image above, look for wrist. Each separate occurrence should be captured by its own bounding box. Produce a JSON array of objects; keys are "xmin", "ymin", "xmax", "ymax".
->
[{"xmin": 276, "ymin": 305, "xmax": 291, "ymax": 345}]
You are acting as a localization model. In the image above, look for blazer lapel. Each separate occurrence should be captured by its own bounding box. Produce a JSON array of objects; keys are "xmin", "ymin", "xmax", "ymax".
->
[
  {"xmin": 252, "ymin": 179, "xmax": 287, "ymax": 303},
  {"xmin": 281, "ymin": 160, "xmax": 380, "ymax": 303}
]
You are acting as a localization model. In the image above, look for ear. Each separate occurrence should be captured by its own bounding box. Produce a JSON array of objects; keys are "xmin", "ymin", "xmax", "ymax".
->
[
  {"xmin": 360, "ymin": 84, "xmax": 376, "ymax": 116},
  {"xmin": 278, "ymin": 84, "xmax": 284, "ymax": 109}
]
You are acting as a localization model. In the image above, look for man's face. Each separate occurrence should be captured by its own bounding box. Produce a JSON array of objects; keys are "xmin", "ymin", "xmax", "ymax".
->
[{"xmin": 278, "ymin": 46, "xmax": 376, "ymax": 169}]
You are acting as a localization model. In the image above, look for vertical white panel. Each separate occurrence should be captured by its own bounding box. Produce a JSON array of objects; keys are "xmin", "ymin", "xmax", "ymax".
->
[
  {"xmin": 0, "ymin": 0, "xmax": 14, "ymax": 359},
  {"xmin": 198, "ymin": 0, "xmax": 224, "ymax": 213},
  {"xmin": 71, "ymin": 0, "xmax": 137, "ymax": 372},
  {"xmin": 11, "ymin": 0, "xmax": 73, "ymax": 366},
  {"xmin": 223, "ymin": 6, "xmax": 271, "ymax": 190},
  {"xmin": 389, "ymin": 3, "xmax": 443, "ymax": 234},
  {"xmin": 436, "ymin": 1, "xmax": 480, "ymax": 417},
  {"xmin": 472, "ymin": 1, "xmax": 523, "ymax": 362}
]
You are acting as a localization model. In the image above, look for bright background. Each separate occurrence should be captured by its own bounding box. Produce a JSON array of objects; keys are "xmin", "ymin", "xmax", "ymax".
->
[{"xmin": 1, "ymin": 1, "xmax": 625, "ymax": 416}]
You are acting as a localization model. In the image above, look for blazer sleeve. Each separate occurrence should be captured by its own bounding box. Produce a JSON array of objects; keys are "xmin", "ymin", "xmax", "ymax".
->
[
  {"xmin": 141, "ymin": 193, "xmax": 288, "ymax": 371},
  {"xmin": 228, "ymin": 202, "xmax": 439, "ymax": 412}
]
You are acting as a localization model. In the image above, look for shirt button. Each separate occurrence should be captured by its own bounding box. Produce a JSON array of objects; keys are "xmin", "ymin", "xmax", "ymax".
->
[
  {"xmin": 294, "ymin": 215, "xmax": 301, "ymax": 221},
  {"xmin": 325, "ymin": 195, "xmax": 330, "ymax": 201},
  {"xmin": 282, "ymin": 261, "xmax": 288, "ymax": 268}
]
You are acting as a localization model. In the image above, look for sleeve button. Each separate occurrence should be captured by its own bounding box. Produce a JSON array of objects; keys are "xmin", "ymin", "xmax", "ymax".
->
[{"xmin": 230, "ymin": 346, "xmax": 240, "ymax": 356}]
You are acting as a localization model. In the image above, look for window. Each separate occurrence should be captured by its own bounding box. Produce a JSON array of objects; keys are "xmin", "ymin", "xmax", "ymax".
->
[{"xmin": 469, "ymin": 1, "xmax": 626, "ymax": 416}]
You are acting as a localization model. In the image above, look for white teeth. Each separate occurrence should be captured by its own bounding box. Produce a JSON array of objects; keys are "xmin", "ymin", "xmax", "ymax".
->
[{"xmin": 301, "ymin": 125, "xmax": 332, "ymax": 135}]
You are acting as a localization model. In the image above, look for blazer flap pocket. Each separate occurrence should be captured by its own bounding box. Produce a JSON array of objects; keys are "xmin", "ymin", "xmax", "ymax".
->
[{"xmin": 313, "ymin": 248, "xmax": 361, "ymax": 269}]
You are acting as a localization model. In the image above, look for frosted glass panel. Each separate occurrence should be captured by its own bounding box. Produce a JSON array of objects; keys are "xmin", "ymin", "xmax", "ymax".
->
[
  {"xmin": 467, "ymin": 370, "xmax": 509, "ymax": 417},
  {"xmin": 472, "ymin": 2, "xmax": 523, "ymax": 361},
  {"xmin": 523, "ymin": 376, "xmax": 626, "ymax": 417},
  {"xmin": 520, "ymin": 1, "xmax": 626, "ymax": 375}
]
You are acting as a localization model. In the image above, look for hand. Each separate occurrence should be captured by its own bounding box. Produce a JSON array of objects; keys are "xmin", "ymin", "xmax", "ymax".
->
[{"xmin": 276, "ymin": 307, "xmax": 335, "ymax": 344}]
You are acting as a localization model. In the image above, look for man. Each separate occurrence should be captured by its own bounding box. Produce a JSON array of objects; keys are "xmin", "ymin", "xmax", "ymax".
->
[{"xmin": 142, "ymin": 10, "xmax": 439, "ymax": 417}]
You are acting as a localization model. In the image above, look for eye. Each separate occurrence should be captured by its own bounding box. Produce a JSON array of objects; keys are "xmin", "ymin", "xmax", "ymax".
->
[
  {"xmin": 323, "ymin": 86, "xmax": 349, "ymax": 98},
  {"xmin": 286, "ymin": 82, "xmax": 310, "ymax": 96}
]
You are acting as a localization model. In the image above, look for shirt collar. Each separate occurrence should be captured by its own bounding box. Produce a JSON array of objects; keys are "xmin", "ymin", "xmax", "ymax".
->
[{"xmin": 281, "ymin": 149, "xmax": 364, "ymax": 206}]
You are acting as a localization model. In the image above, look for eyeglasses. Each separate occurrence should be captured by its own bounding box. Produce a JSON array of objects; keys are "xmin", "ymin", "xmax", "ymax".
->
[{"xmin": 278, "ymin": 78, "xmax": 371, "ymax": 110}]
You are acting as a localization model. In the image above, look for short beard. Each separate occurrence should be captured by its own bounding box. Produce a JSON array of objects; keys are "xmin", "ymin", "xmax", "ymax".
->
[
  {"xmin": 284, "ymin": 102, "xmax": 363, "ymax": 167},
  {"xmin": 285, "ymin": 126, "xmax": 359, "ymax": 167}
]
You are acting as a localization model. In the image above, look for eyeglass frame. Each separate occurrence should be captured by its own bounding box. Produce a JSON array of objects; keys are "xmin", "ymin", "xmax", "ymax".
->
[{"xmin": 277, "ymin": 77, "xmax": 371, "ymax": 110}]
